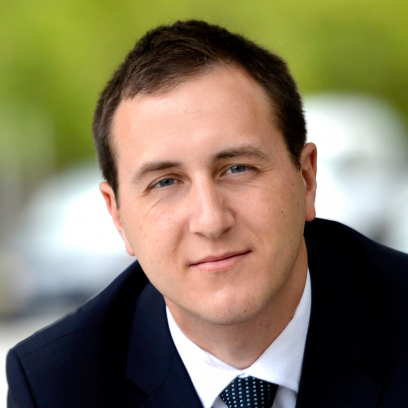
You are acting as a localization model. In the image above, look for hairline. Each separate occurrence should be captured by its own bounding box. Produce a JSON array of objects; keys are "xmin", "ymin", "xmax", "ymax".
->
[{"xmin": 107, "ymin": 62, "xmax": 301, "ymax": 205}]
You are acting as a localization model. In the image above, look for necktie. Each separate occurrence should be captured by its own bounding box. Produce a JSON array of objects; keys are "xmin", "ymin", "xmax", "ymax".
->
[{"xmin": 220, "ymin": 376, "xmax": 278, "ymax": 408}]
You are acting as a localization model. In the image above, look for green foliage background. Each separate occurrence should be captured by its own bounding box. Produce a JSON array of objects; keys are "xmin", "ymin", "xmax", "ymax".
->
[{"xmin": 1, "ymin": 0, "xmax": 408, "ymax": 175}]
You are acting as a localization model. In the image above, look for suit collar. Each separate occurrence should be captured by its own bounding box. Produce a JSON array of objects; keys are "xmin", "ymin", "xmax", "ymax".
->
[
  {"xmin": 126, "ymin": 282, "xmax": 203, "ymax": 407},
  {"xmin": 296, "ymin": 235, "xmax": 382, "ymax": 408}
]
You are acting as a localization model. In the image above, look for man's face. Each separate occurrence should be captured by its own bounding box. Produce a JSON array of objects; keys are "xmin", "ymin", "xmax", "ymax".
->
[{"xmin": 101, "ymin": 66, "xmax": 317, "ymax": 326}]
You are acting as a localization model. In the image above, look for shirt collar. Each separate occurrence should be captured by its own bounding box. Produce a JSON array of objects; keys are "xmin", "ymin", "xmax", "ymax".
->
[{"xmin": 167, "ymin": 270, "xmax": 311, "ymax": 408}]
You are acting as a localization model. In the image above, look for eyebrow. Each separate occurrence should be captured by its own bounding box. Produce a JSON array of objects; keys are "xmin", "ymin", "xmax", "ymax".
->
[
  {"xmin": 212, "ymin": 146, "xmax": 271, "ymax": 163},
  {"xmin": 132, "ymin": 161, "xmax": 183, "ymax": 183},
  {"xmin": 132, "ymin": 146, "xmax": 271, "ymax": 184}
]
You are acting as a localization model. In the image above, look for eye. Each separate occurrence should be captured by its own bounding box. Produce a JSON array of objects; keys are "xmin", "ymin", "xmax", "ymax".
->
[
  {"xmin": 154, "ymin": 178, "xmax": 176, "ymax": 188},
  {"xmin": 227, "ymin": 164, "xmax": 248, "ymax": 174}
]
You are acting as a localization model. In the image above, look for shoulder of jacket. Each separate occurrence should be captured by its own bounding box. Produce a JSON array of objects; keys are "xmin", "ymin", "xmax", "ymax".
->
[
  {"xmin": 305, "ymin": 218, "xmax": 408, "ymax": 284},
  {"xmin": 12, "ymin": 260, "xmax": 149, "ymax": 358}
]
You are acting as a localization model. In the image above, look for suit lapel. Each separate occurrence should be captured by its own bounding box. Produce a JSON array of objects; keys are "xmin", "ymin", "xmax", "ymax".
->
[
  {"xmin": 125, "ymin": 283, "xmax": 203, "ymax": 408},
  {"xmin": 123, "ymin": 223, "xmax": 384, "ymax": 408},
  {"xmin": 296, "ymin": 236, "xmax": 382, "ymax": 408}
]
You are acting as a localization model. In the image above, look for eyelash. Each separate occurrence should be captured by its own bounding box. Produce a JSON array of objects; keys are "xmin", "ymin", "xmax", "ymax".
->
[
  {"xmin": 225, "ymin": 164, "xmax": 249, "ymax": 174},
  {"xmin": 149, "ymin": 164, "xmax": 257, "ymax": 191},
  {"xmin": 151, "ymin": 177, "xmax": 180, "ymax": 190}
]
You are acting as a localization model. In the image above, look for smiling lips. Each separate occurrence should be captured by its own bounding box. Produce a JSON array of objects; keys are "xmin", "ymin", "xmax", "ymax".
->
[{"xmin": 190, "ymin": 251, "xmax": 251, "ymax": 272}]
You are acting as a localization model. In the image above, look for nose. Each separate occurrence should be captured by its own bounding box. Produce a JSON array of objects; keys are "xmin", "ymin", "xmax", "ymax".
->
[{"xmin": 188, "ymin": 180, "xmax": 235, "ymax": 238}]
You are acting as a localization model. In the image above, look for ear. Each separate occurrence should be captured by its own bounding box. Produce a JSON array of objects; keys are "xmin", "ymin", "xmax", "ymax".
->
[
  {"xmin": 299, "ymin": 143, "xmax": 317, "ymax": 222},
  {"xmin": 100, "ymin": 182, "xmax": 135, "ymax": 256}
]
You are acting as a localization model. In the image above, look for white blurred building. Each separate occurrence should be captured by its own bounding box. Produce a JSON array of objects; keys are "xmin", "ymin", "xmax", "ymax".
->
[
  {"xmin": 305, "ymin": 94, "xmax": 408, "ymax": 246},
  {"xmin": 0, "ymin": 163, "xmax": 134, "ymax": 315}
]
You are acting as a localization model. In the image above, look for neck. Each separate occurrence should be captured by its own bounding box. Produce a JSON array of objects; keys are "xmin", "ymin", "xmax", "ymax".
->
[{"xmin": 166, "ymin": 241, "xmax": 308, "ymax": 369}]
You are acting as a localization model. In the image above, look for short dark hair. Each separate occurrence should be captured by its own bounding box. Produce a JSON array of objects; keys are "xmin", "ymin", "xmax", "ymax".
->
[{"xmin": 92, "ymin": 20, "xmax": 306, "ymax": 200}]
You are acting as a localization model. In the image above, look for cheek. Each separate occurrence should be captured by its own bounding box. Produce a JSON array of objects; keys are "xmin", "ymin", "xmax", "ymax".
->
[
  {"xmin": 126, "ymin": 205, "xmax": 184, "ymax": 258},
  {"xmin": 237, "ymin": 178, "xmax": 306, "ymax": 252},
  {"xmin": 242, "ymin": 180, "xmax": 301, "ymax": 225}
]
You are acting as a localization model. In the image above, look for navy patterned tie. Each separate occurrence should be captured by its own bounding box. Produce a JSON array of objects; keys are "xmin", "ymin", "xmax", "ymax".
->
[{"xmin": 220, "ymin": 376, "xmax": 278, "ymax": 408}]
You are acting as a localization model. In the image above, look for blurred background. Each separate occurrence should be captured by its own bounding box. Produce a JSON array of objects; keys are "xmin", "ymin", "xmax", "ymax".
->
[{"xmin": 1, "ymin": 0, "xmax": 408, "ymax": 402}]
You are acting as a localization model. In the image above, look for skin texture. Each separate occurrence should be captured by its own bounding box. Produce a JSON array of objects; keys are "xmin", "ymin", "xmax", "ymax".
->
[{"xmin": 101, "ymin": 66, "xmax": 317, "ymax": 369}]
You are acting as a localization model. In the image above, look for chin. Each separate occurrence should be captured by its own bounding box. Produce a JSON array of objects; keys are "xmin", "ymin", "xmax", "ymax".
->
[{"xmin": 197, "ymin": 295, "xmax": 270, "ymax": 326}]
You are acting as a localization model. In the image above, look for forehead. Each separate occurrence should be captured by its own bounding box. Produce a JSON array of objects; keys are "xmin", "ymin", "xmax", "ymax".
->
[{"xmin": 111, "ymin": 66, "xmax": 280, "ymax": 167}]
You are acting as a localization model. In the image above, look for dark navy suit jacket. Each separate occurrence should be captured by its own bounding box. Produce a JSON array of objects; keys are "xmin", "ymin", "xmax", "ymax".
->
[{"xmin": 6, "ymin": 219, "xmax": 408, "ymax": 407}]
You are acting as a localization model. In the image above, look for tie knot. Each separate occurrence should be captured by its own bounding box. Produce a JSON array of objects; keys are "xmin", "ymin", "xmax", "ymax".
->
[{"xmin": 220, "ymin": 376, "xmax": 278, "ymax": 408}]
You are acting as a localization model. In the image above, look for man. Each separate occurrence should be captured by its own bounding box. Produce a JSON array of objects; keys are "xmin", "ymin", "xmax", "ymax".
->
[{"xmin": 6, "ymin": 20, "xmax": 408, "ymax": 408}]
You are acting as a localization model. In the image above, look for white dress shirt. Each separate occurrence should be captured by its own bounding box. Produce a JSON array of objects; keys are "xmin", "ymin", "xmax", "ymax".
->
[{"xmin": 167, "ymin": 270, "xmax": 311, "ymax": 408}]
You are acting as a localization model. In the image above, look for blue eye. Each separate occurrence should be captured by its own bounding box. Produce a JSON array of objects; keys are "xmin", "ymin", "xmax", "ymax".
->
[
  {"xmin": 229, "ymin": 165, "xmax": 247, "ymax": 173},
  {"xmin": 156, "ymin": 178, "xmax": 175, "ymax": 188}
]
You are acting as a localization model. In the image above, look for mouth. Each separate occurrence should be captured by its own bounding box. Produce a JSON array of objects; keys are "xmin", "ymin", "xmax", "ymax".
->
[{"xmin": 190, "ymin": 251, "xmax": 251, "ymax": 272}]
